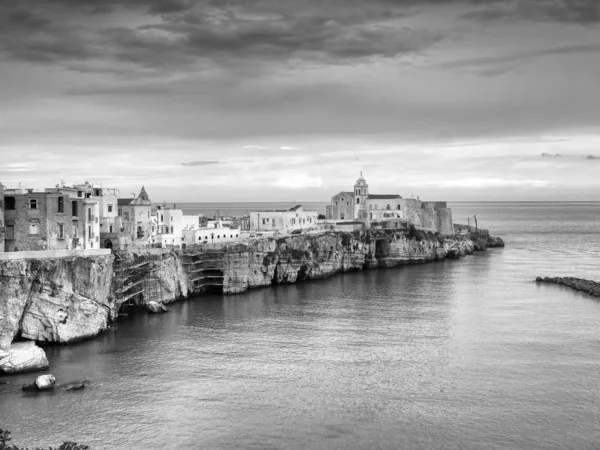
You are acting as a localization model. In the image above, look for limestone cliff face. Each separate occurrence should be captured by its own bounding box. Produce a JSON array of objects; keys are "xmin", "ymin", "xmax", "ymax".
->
[
  {"xmin": 219, "ymin": 230, "xmax": 479, "ymax": 294},
  {"xmin": 0, "ymin": 255, "xmax": 113, "ymax": 350},
  {"xmin": 0, "ymin": 229, "xmax": 499, "ymax": 350}
]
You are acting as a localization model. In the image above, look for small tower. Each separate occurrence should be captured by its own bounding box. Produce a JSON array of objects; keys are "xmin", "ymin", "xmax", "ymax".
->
[{"xmin": 353, "ymin": 172, "xmax": 368, "ymax": 218}]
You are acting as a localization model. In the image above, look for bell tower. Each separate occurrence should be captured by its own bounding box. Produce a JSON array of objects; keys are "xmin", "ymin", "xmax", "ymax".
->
[{"xmin": 353, "ymin": 172, "xmax": 368, "ymax": 218}]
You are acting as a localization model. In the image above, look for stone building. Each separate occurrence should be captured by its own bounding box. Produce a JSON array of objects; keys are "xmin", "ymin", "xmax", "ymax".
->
[
  {"xmin": 249, "ymin": 205, "xmax": 318, "ymax": 234},
  {"xmin": 325, "ymin": 173, "xmax": 369, "ymax": 221},
  {"xmin": 2, "ymin": 189, "xmax": 90, "ymax": 251},
  {"xmin": 47, "ymin": 182, "xmax": 118, "ymax": 246},
  {"xmin": 101, "ymin": 186, "xmax": 153, "ymax": 250},
  {"xmin": 327, "ymin": 173, "xmax": 454, "ymax": 234}
]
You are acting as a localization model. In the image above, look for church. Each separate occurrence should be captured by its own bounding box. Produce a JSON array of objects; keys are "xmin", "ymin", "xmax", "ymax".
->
[
  {"xmin": 325, "ymin": 173, "xmax": 454, "ymax": 234},
  {"xmin": 325, "ymin": 173, "xmax": 403, "ymax": 221}
]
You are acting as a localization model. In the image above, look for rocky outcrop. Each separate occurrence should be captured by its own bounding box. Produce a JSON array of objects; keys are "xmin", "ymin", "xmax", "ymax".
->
[
  {"xmin": 0, "ymin": 342, "xmax": 49, "ymax": 373},
  {"xmin": 536, "ymin": 276, "xmax": 600, "ymax": 298},
  {"xmin": 1, "ymin": 229, "xmax": 504, "ymax": 350},
  {"xmin": 0, "ymin": 255, "xmax": 114, "ymax": 349}
]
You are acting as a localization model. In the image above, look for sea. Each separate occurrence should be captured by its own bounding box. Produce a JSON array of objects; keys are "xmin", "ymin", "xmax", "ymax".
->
[{"xmin": 1, "ymin": 202, "xmax": 599, "ymax": 450}]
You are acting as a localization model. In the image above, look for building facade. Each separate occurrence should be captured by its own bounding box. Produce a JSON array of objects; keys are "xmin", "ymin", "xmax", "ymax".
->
[
  {"xmin": 101, "ymin": 186, "xmax": 153, "ymax": 250},
  {"xmin": 328, "ymin": 174, "xmax": 454, "ymax": 234},
  {"xmin": 249, "ymin": 205, "xmax": 318, "ymax": 234},
  {"xmin": 3, "ymin": 190, "xmax": 89, "ymax": 251},
  {"xmin": 182, "ymin": 225, "xmax": 242, "ymax": 246}
]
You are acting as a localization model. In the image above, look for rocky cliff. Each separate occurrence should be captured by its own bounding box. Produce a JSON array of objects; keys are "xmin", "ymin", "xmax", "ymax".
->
[
  {"xmin": 117, "ymin": 229, "xmax": 491, "ymax": 298},
  {"xmin": 1, "ymin": 229, "xmax": 503, "ymax": 352},
  {"xmin": 0, "ymin": 255, "xmax": 114, "ymax": 351}
]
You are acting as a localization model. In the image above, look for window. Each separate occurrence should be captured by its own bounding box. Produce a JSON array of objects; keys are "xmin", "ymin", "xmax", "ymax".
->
[
  {"xmin": 148, "ymin": 211, "xmax": 150, "ymax": 218},
  {"xmin": 58, "ymin": 224, "xmax": 64, "ymax": 239},
  {"xmin": 6, "ymin": 225, "xmax": 14, "ymax": 240},
  {"xmin": 272, "ymin": 219, "xmax": 275, "ymax": 226},
  {"xmin": 109, "ymin": 225, "xmax": 113, "ymax": 233},
  {"xmin": 88, "ymin": 226, "xmax": 92, "ymax": 238},
  {"xmin": 95, "ymin": 189, "xmax": 101, "ymax": 196},
  {"xmin": 118, "ymin": 208, "xmax": 123, "ymax": 217},
  {"xmin": 58, "ymin": 196, "xmax": 64, "ymax": 213},
  {"xmin": 356, "ymin": 198, "xmax": 360, "ymax": 204},
  {"xmin": 72, "ymin": 201, "xmax": 78, "ymax": 216},
  {"xmin": 386, "ymin": 204, "xmax": 391, "ymax": 210},
  {"xmin": 397, "ymin": 205, "xmax": 401, "ymax": 210},
  {"xmin": 77, "ymin": 191, "xmax": 82, "ymax": 198},
  {"xmin": 5, "ymin": 197, "xmax": 15, "ymax": 210},
  {"xmin": 170, "ymin": 226, "xmax": 173, "ymax": 233},
  {"xmin": 262, "ymin": 219, "xmax": 266, "ymax": 225},
  {"xmin": 29, "ymin": 223, "xmax": 39, "ymax": 234},
  {"xmin": 108, "ymin": 204, "xmax": 113, "ymax": 213},
  {"xmin": 335, "ymin": 201, "xmax": 338, "ymax": 206},
  {"xmin": 72, "ymin": 221, "xmax": 78, "ymax": 237},
  {"xmin": 29, "ymin": 198, "xmax": 38, "ymax": 210}
]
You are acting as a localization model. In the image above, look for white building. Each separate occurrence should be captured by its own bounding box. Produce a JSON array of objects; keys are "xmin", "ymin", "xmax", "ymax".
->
[
  {"xmin": 182, "ymin": 224, "xmax": 241, "ymax": 246},
  {"xmin": 151, "ymin": 206, "xmax": 184, "ymax": 248},
  {"xmin": 249, "ymin": 205, "xmax": 318, "ymax": 234}
]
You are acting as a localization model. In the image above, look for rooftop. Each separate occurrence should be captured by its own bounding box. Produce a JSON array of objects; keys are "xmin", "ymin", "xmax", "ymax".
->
[{"xmin": 368, "ymin": 194, "xmax": 402, "ymax": 200}]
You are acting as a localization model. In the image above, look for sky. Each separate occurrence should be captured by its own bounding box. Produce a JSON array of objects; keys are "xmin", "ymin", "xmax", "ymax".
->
[{"xmin": 1, "ymin": 0, "xmax": 599, "ymax": 202}]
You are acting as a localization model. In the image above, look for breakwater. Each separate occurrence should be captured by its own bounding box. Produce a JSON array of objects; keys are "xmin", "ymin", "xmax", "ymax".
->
[
  {"xmin": 535, "ymin": 276, "xmax": 600, "ymax": 298},
  {"xmin": 1, "ymin": 228, "xmax": 504, "ymax": 354}
]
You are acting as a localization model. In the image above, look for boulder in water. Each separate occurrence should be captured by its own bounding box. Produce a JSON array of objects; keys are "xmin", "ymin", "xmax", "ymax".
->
[
  {"xmin": 35, "ymin": 374, "xmax": 56, "ymax": 390},
  {"xmin": 0, "ymin": 342, "xmax": 49, "ymax": 374},
  {"xmin": 146, "ymin": 301, "xmax": 167, "ymax": 314}
]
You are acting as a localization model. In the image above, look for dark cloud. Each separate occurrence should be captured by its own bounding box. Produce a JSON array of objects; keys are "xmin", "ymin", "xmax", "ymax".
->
[
  {"xmin": 585, "ymin": 154, "xmax": 598, "ymax": 159},
  {"xmin": 0, "ymin": 0, "xmax": 445, "ymax": 74},
  {"xmin": 182, "ymin": 160, "xmax": 221, "ymax": 166},
  {"xmin": 461, "ymin": 0, "xmax": 600, "ymax": 24},
  {"xmin": 541, "ymin": 152, "xmax": 562, "ymax": 157}
]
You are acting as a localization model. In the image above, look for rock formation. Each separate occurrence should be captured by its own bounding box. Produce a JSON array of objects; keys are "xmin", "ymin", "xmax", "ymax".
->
[
  {"xmin": 0, "ymin": 255, "xmax": 113, "ymax": 350},
  {"xmin": 536, "ymin": 276, "xmax": 600, "ymax": 297},
  {"xmin": 0, "ymin": 342, "xmax": 49, "ymax": 373},
  {"xmin": 0, "ymin": 229, "xmax": 504, "ymax": 355}
]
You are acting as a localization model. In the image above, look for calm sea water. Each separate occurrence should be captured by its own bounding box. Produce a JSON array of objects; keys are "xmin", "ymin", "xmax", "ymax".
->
[{"xmin": 1, "ymin": 202, "xmax": 599, "ymax": 450}]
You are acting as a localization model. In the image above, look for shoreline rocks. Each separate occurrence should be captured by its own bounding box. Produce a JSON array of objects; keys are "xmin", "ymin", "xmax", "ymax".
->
[
  {"xmin": 535, "ymin": 276, "xmax": 600, "ymax": 298},
  {"xmin": 0, "ymin": 342, "xmax": 49, "ymax": 374},
  {"xmin": 146, "ymin": 301, "xmax": 168, "ymax": 313}
]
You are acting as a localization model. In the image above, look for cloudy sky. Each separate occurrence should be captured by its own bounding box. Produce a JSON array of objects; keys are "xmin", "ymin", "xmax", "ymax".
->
[{"xmin": 1, "ymin": 0, "xmax": 599, "ymax": 202}]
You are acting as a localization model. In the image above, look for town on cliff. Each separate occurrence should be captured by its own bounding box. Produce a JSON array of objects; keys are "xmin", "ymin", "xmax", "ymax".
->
[
  {"xmin": 0, "ymin": 173, "xmax": 456, "ymax": 254},
  {"xmin": 1, "ymin": 173, "xmax": 504, "ymax": 378}
]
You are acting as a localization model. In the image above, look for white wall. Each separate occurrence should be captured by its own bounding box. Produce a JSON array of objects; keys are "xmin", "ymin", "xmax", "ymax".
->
[
  {"xmin": 249, "ymin": 209, "xmax": 318, "ymax": 233},
  {"xmin": 183, "ymin": 227, "xmax": 241, "ymax": 245}
]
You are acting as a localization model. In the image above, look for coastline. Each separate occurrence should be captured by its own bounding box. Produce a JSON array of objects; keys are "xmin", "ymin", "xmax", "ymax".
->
[{"xmin": 1, "ymin": 227, "xmax": 504, "ymax": 373}]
